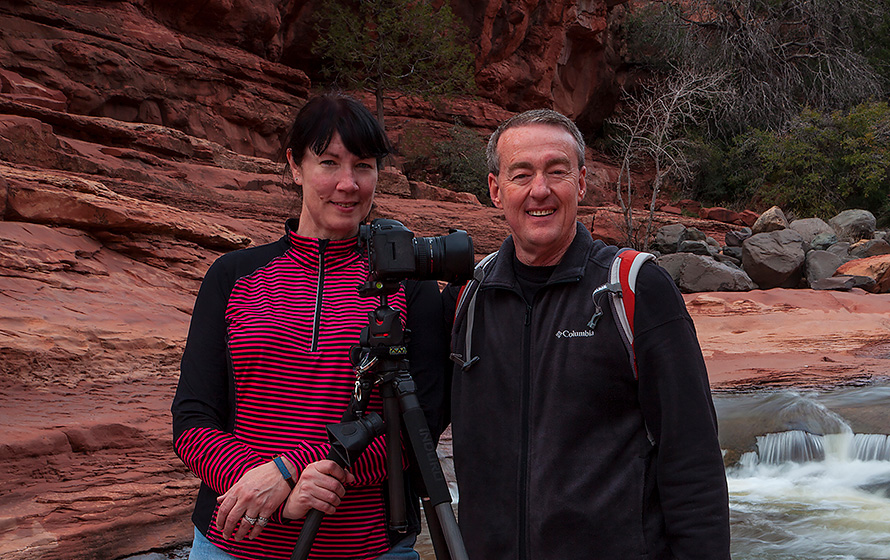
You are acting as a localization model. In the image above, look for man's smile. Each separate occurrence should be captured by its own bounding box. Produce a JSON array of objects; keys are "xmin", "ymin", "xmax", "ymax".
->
[{"xmin": 528, "ymin": 209, "xmax": 555, "ymax": 217}]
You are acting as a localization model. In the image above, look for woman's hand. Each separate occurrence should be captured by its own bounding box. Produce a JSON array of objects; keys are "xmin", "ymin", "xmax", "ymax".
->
[
  {"xmin": 215, "ymin": 460, "xmax": 291, "ymax": 541},
  {"xmin": 283, "ymin": 459, "xmax": 355, "ymax": 520}
]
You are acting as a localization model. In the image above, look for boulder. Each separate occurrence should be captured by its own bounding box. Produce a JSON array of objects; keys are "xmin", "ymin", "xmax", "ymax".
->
[
  {"xmin": 725, "ymin": 227, "xmax": 753, "ymax": 247},
  {"xmin": 409, "ymin": 181, "xmax": 481, "ymax": 205},
  {"xmin": 790, "ymin": 217, "xmax": 834, "ymax": 245},
  {"xmin": 653, "ymin": 223, "xmax": 688, "ymax": 254},
  {"xmin": 835, "ymin": 254, "xmax": 890, "ymax": 293},
  {"xmin": 699, "ymin": 206, "xmax": 741, "ymax": 224},
  {"xmin": 722, "ymin": 246, "xmax": 743, "ymax": 261},
  {"xmin": 678, "ymin": 239, "xmax": 713, "ymax": 256},
  {"xmin": 742, "ymin": 229, "xmax": 806, "ymax": 289},
  {"xmin": 657, "ymin": 253, "xmax": 756, "ymax": 293},
  {"xmin": 376, "ymin": 169, "xmax": 412, "ymax": 198},
  {"xmin": 827, "ymin": 241, "xmax": 852, "ymax": 262},
  {"xmin": 811, "ymin": 231, "xmax": 839, "ymax": 251},
  {"xmin": 829, "ymin": 209, "xmax": 876, "ymax": 242},
  {"xmin": 805, "ymin": 250, "xmax": 844, "ymax": 286},
  {"xmin": 751, "ymin": 206, "xmax": 789, "ymax": 234},
  {"xmin": 680, "ymin": 226, "xmax": 708, "ymax": 242},
  {"xmin": 738, "ymin": 210, "xmax": 760, "ymax": 227},
  {"xmin": 810, "ymin": 276, "xmax": 858, "ymax": 291},
  {"xmin": 849, "ymin": 238, "xmax": 890, "ymax": 259},
  {"xmin": 714, "ymin": 253, "xmax": 741, "ymax": 267}
]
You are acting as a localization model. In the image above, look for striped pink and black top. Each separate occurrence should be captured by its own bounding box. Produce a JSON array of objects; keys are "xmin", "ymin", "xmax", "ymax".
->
[{"xmin": 175, "ymin": 230, "xmax": 407, "ymax": 560}]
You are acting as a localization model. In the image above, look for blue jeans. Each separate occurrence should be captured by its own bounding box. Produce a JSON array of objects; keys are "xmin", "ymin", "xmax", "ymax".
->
[
  {"xmin": 188, "ymin": 527, "xmax": 235, "ymax": 560},
  {"xmin": 376, "ymin": 533, "xmax": 420, "ymax": 560},
  {"xmin": 188, "ymin": 526, "xmax": 419, "ymax": 560}
]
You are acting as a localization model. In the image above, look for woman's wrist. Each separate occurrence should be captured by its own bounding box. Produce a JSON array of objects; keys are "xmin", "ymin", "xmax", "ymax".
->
[{"xmin": 272, "ymin": 455, "xmax": 297, "ymax": 489}]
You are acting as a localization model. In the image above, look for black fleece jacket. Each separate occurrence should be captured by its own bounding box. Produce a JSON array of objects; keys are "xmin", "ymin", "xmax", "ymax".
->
[{"xmin": 445, "ymin": 223, "xmax": 730, "ymax": 560}]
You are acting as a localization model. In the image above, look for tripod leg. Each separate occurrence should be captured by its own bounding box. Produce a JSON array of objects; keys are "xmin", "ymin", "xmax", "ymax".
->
[
  {"xmin": 383, "ymin": 390, "xmax": 407, "ymax": 532},
  {"xmin": 395, "ymin": 375, "xmax": 469, "ymax": 560},
  {"xmin": 421, "ymin": 497, "xmax": 451, "ymax": 560}
]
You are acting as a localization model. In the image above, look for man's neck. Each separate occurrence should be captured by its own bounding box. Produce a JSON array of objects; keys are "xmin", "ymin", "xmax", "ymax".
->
[{"xmin": 513, "ymin": 232, "xmax": 576, "ymax": 267}]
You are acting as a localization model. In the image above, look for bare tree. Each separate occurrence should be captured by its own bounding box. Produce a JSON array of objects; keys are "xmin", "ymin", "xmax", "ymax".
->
[
  {"xmin": 630, "ymin": 0, "xmax": 884, "ymax": 136},
  {"xmin": 608, "ymin": 69, "xmax": 731, "ymax": 249}
]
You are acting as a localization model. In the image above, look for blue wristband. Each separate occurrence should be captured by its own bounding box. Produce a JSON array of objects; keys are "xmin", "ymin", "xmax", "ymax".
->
[{"xmin": 273, "ymin": 455, "xmax": 296, "ymax": 489}]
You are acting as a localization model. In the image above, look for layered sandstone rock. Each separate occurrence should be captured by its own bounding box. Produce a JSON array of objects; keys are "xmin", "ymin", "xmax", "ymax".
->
[{"xmin": 458, "ymin": 0, "xmax": 629, "ymax": 130}]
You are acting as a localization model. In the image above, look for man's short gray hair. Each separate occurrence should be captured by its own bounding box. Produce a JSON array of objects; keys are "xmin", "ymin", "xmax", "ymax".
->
[{"xmin": 486, "ymin": 109, "xmax": 586, "ymax": 175}]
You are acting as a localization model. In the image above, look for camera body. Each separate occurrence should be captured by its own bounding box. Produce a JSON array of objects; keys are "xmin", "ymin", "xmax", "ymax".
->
[{"xmin": 358, "ymin": 218, "xmax": 474, "ymax": 294}]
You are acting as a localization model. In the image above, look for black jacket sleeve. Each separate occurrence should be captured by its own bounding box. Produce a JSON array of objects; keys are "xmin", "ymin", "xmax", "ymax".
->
[{"xmin": 633, "ymin": 263, "xmax": 731, "ymax": 560}]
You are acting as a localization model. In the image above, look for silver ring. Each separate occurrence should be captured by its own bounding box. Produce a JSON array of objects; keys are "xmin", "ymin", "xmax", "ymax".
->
[
  {"xmin": 256, "ymin": 516, "xmax": 270, "ymax": 527},
  {"xmin": 242, "ymin": 514, "xmax": 257, "ymax": 525}
]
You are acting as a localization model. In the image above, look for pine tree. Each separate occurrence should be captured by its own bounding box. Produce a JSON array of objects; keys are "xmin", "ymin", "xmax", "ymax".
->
[{"xmin": 312, "ymin": 0, "xmax": 475, "ymax": 133}]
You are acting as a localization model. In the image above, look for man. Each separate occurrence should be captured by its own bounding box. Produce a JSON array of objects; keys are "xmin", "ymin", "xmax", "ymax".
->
[{"xmin": 445, "ymin": 109, "xmax": 730, "ymax": 559}]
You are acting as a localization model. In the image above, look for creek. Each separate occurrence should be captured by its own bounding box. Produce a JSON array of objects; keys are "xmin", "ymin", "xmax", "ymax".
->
[{"xmin": 716, "ymin": 384, "xmax": 890, "ymax": 560}]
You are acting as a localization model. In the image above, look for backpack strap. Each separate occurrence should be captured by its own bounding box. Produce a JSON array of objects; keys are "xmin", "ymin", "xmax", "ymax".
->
[
  {"xmin": 450, "ymin": 251, "xmax": 499, "ymax": 371},
  {"xmin": 607, "ymin": 248, "xmax": 655, "ymax": 379}
]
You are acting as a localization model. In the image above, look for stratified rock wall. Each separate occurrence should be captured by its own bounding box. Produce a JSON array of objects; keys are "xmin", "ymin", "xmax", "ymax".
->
[{"xmin": 454, "ymin": 0, "xmax": 628, "ymax": 130}]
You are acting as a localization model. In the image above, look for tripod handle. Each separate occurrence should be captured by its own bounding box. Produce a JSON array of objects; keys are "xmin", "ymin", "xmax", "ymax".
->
[
  {"xmin": 290, "ymin": 449, "xmax": 342, "ymax": 560},
  {"xmin": 291, "ymin": 414, "xmax": 385, "ymax": 560}
]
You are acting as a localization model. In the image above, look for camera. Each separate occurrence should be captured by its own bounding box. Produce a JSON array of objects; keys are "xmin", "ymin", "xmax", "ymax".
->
[{"xmin": 359, "ymin": 218, "xmax": 474, "ymax": 289}]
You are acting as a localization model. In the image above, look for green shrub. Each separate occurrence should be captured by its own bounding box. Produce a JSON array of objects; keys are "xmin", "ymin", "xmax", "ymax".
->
[
  {"xmin": 401, "ymin": 122, "xmax": 490, "ymax": 205},
  {"xmin": 434, "ymin": 124, "xmax": 490, "ymax": 205},
  {"xmin": 700, "ymin": 101, "xmax": 890, "ymax": 225}
]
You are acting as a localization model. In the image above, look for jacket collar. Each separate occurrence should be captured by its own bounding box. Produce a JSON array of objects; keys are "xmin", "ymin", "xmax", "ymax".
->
[
  {"xmin": 485, "ymin": 222, "xmax": 600, "ymax": 288},
  {"xmin": 283, "ymin": 218, "xmax": 363, "ymax": 267}
]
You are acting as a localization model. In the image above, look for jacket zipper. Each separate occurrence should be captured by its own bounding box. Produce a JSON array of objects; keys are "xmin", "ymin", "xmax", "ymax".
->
[
  {"xmin": 519, "ymin": 302, "xmax": 532, "ymax": 560},
  {"xmin": 310, "ymin": 239, "xmax": 329, "ymax": 353}
]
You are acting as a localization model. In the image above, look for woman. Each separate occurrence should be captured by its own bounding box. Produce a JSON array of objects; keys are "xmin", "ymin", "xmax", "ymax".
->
[{"xmin": 172, "ymin": 93, "xmax": 448, "ymax": 560}]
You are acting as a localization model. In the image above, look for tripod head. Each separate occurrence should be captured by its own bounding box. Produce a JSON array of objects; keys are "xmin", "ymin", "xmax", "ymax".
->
[{"xmin": 348, "ymin": 296, "xmax": 409, "ymax": 418}]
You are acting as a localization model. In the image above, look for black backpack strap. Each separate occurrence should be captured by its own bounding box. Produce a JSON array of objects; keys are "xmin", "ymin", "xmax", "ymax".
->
[{"xmin": 449, "ymin": 251, "xmax": 498, "ymax": 371}]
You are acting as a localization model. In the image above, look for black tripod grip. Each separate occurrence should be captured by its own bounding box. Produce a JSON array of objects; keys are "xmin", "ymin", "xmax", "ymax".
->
[
  {"xmin": 291, "ymin": 414, "xmax": 385, "ymax": 560},
  {"xmin": 289, "ymin": 449, "xmax": 343, "ymax": 560}
]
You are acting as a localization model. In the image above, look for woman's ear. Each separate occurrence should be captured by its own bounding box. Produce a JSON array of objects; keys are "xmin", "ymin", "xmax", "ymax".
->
[{"xmin": 285, "ymin": 148, "xmax": 302, "ymax": 185}]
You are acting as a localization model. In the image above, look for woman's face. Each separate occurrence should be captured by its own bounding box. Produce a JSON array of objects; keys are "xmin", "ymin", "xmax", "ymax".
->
[{"xmin": 287, "ymin": 132, "xmax": 378, "ymax": 240}]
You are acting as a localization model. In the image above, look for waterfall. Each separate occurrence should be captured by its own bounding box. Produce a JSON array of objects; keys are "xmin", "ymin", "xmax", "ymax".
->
[
  {"xmin": 718, "ymin": 386, "xmax": 890, "ymax": 559},
  {"xmin": 753, "ymin": 429, "xmax": 826, "ymax": 464},
  {"xmin": 743, "ymin": 430, "xmax": 890, "ymax": 466},
  {"xmin": 853, "ymin": 433, "xmax": 890, "ymax": 462}
]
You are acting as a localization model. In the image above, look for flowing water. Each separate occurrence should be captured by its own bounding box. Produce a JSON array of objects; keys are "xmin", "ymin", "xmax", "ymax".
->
[{"xmin": 716, "ymin": 385, "xmax": 890, "ymax": 560}]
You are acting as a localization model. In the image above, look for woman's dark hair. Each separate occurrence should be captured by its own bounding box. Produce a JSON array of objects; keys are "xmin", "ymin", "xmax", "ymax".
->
[{"xmin": 283, "ymin": 93, "xmax": 391, "ymax": 168}]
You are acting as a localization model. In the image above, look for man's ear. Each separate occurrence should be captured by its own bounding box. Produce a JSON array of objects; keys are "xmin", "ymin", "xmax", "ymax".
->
[
  {"xmin": 489, "ymin": 173, "xmax": 503, "ymax": 208},
  {"xmin": 285, "ymin": 148, "xmax": 302, "ymax": 185},
  {"xmin": 577, "ymin": 165, "xmax": 587, "ymax": 202}
]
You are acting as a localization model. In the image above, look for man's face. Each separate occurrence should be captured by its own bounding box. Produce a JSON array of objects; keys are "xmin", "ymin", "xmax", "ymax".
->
[{"xmin": 489, "ymin": 123, "xmax": 586, "ymax": 266}]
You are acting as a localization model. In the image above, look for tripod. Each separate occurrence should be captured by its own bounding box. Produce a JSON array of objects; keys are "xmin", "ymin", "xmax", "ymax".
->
[{"xmin": 291, "ymin": 283, "xmax": 468, "ymax": 560}]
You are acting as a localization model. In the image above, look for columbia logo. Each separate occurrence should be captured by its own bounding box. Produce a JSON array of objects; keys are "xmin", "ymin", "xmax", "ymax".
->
[{"xmin": 555, "ymin": 329, "xmax": 596, "ymax": 339}]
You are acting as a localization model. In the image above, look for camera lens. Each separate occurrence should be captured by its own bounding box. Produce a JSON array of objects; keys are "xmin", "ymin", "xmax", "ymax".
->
[{"xmin": 413, "ymin": 230, "xmax": 474, "ymax": 283}]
